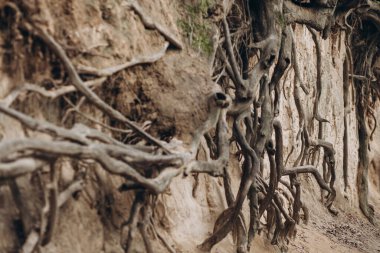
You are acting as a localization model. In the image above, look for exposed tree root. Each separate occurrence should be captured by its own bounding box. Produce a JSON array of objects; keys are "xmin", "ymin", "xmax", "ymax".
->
[
  {"xmin": 20, "ymin": 180, "xmax": 84, "ymax": 253},
  {"xmin": 33, "ymin": 26, "xmax": 172, "ymax": 153},
  {"xmin": 0, "ymin": 78, "xmax": 106, "ymax": 106},
  {"xmin": 127, "ymin": 1, "xmax": 183, "ymax": 50},
  {"xmin": 75, "ymin": 44, "xmax": 169, "ymax": 77},
  {"xmin": 343, "ymin": 56, "xmax": 349, "ymax": 191},
  {"xmin": 307, "ymin": 26, "xmax": 330, "ymax": 124}
]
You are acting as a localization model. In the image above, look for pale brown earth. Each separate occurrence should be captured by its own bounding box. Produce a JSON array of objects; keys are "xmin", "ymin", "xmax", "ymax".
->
[{"xmin": 289, "ymin": 197, "xmax": 380, "ymax": 253}]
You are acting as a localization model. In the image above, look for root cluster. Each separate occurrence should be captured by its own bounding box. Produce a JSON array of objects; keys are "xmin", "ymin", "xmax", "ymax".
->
[{"xmin": 0, "ymin": 0, "xmax": 379, "ymax": 252}]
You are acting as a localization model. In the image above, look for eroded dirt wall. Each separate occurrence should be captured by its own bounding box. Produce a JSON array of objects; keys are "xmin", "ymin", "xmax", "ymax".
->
[{"xmin": 0, "ymin": 1, "xmax": 379, "ymax": 253}]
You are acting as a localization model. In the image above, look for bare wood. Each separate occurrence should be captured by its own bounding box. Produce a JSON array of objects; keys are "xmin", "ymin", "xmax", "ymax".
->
[
  {"xmin": 76, "ymin": 44, "xmax": 169, "ymax": 77},
  {"xmin": 20, "ymin": 180, "xmax": 84, "ymax": 253},
  {"xmin": 0, "ymin": 139, "xmax": 180, "ymax": 194},
  {"xmin": 62, "ymin": 96, "xmax": 133, "ymax": 135},
  {"xmin": 0, "ymin": 78, "xmax": 105, "ymax": 107},
  {"xmin": 307, "ymin": 26, "xmax": 329, "ymax": 123},
  {"xmin": 0, "ymin": 103, "xmax": 89, "ymax": 144},
  {"xmin": 222, "ymin": 15, "xmax": 246, "ymax": 91},
  {"xmin": 0, "ymin": 158, "xmax": 47, "ymax": 178},
  {"xmin": 24, "ymin": 78, "xmax": 106, "ymax": 98},
  {"xmin": 282, "ymin": 165, "xmax": 332, "ymax": 193},
  {"xmin": 20, "ymin": 231, "xmax": 39, "ymax": 253},
  {"xmin": 34, "ymin": 26, "xmax": 171, "ymax": 153},
  {"xmin": 284, "ymin": 1, "xmax": 332, "ymax": 30},
  {"xmin": 41, "ymin": 162, "xmax": 59, "ymax": 246}
]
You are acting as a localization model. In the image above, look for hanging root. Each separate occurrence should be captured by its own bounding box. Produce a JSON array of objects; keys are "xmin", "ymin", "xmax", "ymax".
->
[
  {"xmin": 0, "ymin": 1, "xmax": 378, "ymax": 252},
  {"xmin": 307, "ymin": 26, "xmax": 329, "ymax": 124}
]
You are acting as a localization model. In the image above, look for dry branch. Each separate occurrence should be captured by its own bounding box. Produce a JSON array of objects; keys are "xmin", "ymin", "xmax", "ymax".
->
[
  {"xmin": 0, "ymin": 158, "xmax": 47, "ymax": 178},
  {"xmin": 0, "ymin": 78, "xmax": 105, "ymax": 107},
  {"xmin": 33, "ymin": 26, "xmax": 171, "ymax": 153},
  {"xmin": 307, "ymin": 26, "xmax": 329, "ymax": 123},
  {"xmin": 284, "ymin": 1, "xmax": 333, "ymax": 30},
  {"xmin": 76, "ymin": 44, "xmax": 169, "ymax": 77},
  {"xmin": 0, "ymin": 0, "xmax": 376, "ymax": 252},
  {"xmin": 20, "ymin": 180, "xmax": 84, "ymax": 253},
  {"xmin": 222, "ymin": 15, "xmax": 246, "ymax": 92},
  {"xmin": 24, "ymin": 78, "xmax": 106, "ymax": 98},
  {"xmin": 0, "ymin": 103, "xmax": 89, "ymax": 145},
  {"xmin": 62, "ymin": 96, "xmax": 133, "ymax": 135},
  {"xmin": 283, "ymin": 165, "xmax": 331, "ymax": 193},
  {"xmin": 122, "ymin": 192, "xmax": 144, "ymax": 253},
  {"xmin": 1, "ymin": 139, "xmax": 180, "ymax": 193}
]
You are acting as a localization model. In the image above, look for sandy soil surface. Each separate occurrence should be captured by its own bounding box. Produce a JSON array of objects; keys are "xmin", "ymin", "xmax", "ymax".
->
[{"xmin": 289, "ymin": 190, "xmax": 380, "ymax": 253}]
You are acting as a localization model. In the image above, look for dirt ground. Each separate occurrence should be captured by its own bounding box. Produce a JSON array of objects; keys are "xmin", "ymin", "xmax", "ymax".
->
[{"xmin": 288, "ymin": 189, "xmax": 380, "ymax": 253}]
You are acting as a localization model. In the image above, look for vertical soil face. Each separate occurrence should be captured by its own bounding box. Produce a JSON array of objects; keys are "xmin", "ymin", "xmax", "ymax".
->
[
  {"xmin": 0, "ymin": 0, "xmax": 379, "ymax": 253},
  {"xmin": 109, "ymin": 51, "xmax": 218, "ymax": 144}
]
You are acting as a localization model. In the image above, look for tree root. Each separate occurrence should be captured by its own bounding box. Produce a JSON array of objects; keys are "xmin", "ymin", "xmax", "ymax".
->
[
  {"xmin": 20, "ymin": 180, "xmax": 84, "ymax": 253},
  {"xmin": 307, "ymin": 26, "xmax": 329, "ymax": 124},
  {"xmin": 76, "ymin": 44, "xmax": 169, "ymax": 77},
  {"xmin": 33, "ymin": 25, "xmax": 171, "ymax": 153},
  {"xmin": 1, "ymin": 1, "xmax": 378, "ymax": 252},
  {"xmin": 127, "ymin": 1, "xmax": 183, "ymax": 50}
]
